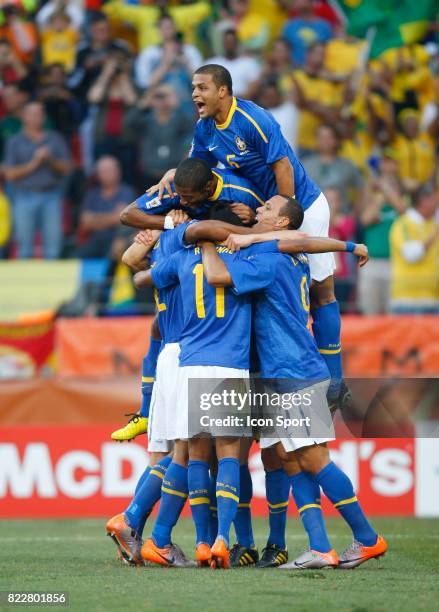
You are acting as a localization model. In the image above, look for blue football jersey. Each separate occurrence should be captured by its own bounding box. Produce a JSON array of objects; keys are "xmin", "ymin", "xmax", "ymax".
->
[
  {"xmin": 149, "ymin": 224, "xmax": 186, "ymax": 344},
  {"xmin": 135, "ymin": 167, "xmax": 265, "ymax": 218},
  {"xmin": 227, "ymin": 247, "xmax": 330, "ymax": 383},
  {"xmin": 190, "ymin": 97, "xmax": 321, "ymax": 210},
  {"xmin": 151, "ymin": 243, "xmax": 276, "ymax": 369}
]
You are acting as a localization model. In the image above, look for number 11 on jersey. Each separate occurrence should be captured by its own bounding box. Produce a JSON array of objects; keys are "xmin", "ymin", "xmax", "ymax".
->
[{"xmin": 193, "ymin": 263, "xmax": 225, "ymax": 318}]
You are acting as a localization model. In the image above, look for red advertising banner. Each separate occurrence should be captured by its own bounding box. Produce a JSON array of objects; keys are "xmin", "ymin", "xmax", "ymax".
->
[
  {"xmin": 56, "ymin": 316, "xmax": 439, "ymax": 377},
  {"xmin": 0, "ymin": 426, "xmax": 415, "ymax": 519}
]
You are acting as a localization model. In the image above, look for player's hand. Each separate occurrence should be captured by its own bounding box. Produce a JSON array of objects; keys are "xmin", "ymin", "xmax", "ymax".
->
[
  {"xmin": 168, "ymin": 209, "xmax": 189, "ymax": 226},
  {"xmin": 354, "ymin": 243, "xmax": 369, "ymax": 267},
  {"xmin": 145, "ymin": 168, "xmax": 176, "ymax": 199},
  {"xmin": 230, "ymin": 203, "xmax": 256, "ymax": 225},
  {"xmin": 225, "ymin": 233, "xmax": 255, "ymax": 252},
  {"xmin": 134, "ymin": 229, "xmax": 155, "ymax": 246}
]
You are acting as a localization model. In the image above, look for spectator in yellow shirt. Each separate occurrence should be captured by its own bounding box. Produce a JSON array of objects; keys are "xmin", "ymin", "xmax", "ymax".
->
[
  {"xmin": 40, "ymin": 11, "xmax": 79, "ymax": 73},
  {"xmin": 104, "ymin": 0, "xmax": 211, "ymax": 50},
  {"xmin": 389, "ymin": 183, "xmax": 439, "ymax": 314},
  {"xmin": 380, "ymin": 45, "xmax": 436, "ymax": 114},
  {"xmin": 392, "ymin": 108, "xmax": 437, "ymax": 193},
  {"xmin": 291, "ymin": 42, "xmax": 343, "ymax": 155},
  {"xmin": 0, "ymin": 189, "xmax": 11, "ymax": 258}
]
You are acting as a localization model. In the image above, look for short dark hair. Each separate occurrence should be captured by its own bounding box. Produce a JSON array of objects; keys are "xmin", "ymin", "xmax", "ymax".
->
[
  {"xmin": 413, "ymin": 182, "xmax": 435, "ymax": 208},
  {"xmin": 194, "ymin": 64, "xmax": 233, "ymax": 95},
  {"xmin": 208, "ymin": 201, "xmax": 245, "ymax": 226},
  {"xmin": 279, "ymin": 195, "xmax": 304, "ymax": 229},
  {"xmin": 174, "ymin": 157, "xmax": 212, "ymax": 192}
]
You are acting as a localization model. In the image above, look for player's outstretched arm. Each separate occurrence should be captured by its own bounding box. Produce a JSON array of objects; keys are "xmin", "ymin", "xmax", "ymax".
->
[
  {"xmin": 122, "ymin": 230, "xmax": 161, "ymax": 272},
  {"xmin": 201, "ymin": 242, "xmax": 233, "ymax": 287},
  {"xmin": 120, "ymin": 202, "xmax": 168, "ymax": 230},
  {"xmin": 185, "ymin": 220, "xmax": 256, "ymax": 244},
  {"xmin": 225, "ymin": 230, "xmax": 305, "ymax": 251},
  {"xmin": 277, "ymin": 237, "xmax": 369, "ymax": 266}
]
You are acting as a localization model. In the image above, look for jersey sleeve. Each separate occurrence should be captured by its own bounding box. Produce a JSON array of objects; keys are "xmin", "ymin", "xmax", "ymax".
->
[
  {"xmin": 189, "ymin": 120, "xmax": 217, "ymax": 166},
  {"xmin": 227, "ymin": 251, "xmax": 278, "ymax": 295},
  {"xmin": 243, "ymin": 105, "xmax": 290, "ymax": 165},
  {"xmin": 151, "ymin": 252, "xmax": 180, "ymax": 289},
  {"xmin": 162, "ymin": 222, "xmax": 194, "ymax": 255},
  {"xmin": 135, "ymin": 190, "xmax": 180, "ymax": 215}
]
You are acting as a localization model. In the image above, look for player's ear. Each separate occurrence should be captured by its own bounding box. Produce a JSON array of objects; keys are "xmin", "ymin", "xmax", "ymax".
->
[{"xmin": 276, "ymin": 215, "xmax": 289, "ymax": 229}]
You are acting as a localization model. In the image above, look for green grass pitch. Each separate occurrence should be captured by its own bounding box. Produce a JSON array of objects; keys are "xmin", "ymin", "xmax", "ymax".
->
[{"xmin": 1, "ymin": 517, "xmax": 438, "ymax": 611}]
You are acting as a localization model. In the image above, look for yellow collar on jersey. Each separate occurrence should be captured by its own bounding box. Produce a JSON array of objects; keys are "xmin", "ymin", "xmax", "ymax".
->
[
  {"xmin": 209, "ymin": 170, "xmax": 224, "ymax": 201},
  {"xmin": 215, "ymin": 97, "xmax": 237, "ymax": 130}
]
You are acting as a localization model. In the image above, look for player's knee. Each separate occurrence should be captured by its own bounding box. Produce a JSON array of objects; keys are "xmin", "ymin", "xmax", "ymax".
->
[
  {"xmin": 149, "ymin": 451, "xmax": 169, "ymax": 466},
  {"xmin": 296, "ymin": 445, "xmax": 330, "ymax": 474},
  {"xmin": 262, "ymin": 445, "xmax": 283, "ymax": 471},
  {"xmin": 173, "ymin": 441, "xmax": 189, "ymax": 467},
  {"xmin": 309, "ymin": 277, "xmax": 336, "ymax": 309}
]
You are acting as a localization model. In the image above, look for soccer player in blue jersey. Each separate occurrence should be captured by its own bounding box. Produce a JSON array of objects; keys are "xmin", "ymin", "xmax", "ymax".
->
[
  {"xmin": 148, "ymin": 64, "xmax": 349, "ymax": 412},
  {"xmin": 198, "ymin": 196, "xmax": 388, "ymax": 570},
  {"xmin": 120, "ymin": 157, "xmax": 265, "ymax": 231},
  {"xmin": 133, "ymin": 231, "xmax": 282, "ymax": 569},
  {"xmin": 106, "ymin": 223, "xmax": 195, "ymax": 568}
]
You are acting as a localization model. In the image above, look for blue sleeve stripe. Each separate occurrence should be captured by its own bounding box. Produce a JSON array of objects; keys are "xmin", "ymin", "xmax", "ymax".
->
[{"xmin": 235, "ymin": 107, "xmax": 268, "ymax": 143}]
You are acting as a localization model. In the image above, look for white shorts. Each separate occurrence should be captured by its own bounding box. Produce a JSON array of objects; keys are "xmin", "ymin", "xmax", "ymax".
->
[
  {"xmin": 147, "ymin": 343, "xmax": 180, "ymax": 452},
  {"xmin": 299, "ymin": 192, "xmax": 336, "ymax": 282},
  {"xmin": 171, "ymin": 365, "xmax": 250, "ymax": 440},
  {"xmin": 259, "ymin": 380, "xmax": 335, "ymax": 452}
]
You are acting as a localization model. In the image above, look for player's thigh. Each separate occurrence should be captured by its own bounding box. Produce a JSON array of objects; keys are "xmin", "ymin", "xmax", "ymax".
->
[{"xmin": 300, "ymin": 193, "xmax": 336, "ymax": 282}]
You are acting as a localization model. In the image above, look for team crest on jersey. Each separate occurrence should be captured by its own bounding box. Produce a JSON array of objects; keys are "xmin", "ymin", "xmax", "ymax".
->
[{"xmin": 235, "ymin": 135, "xmax": 247, "ymax": 152}]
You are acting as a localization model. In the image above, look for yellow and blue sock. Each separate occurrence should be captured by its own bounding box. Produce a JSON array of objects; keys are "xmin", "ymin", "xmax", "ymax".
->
[
  {"xmin": 208, "ymin": 472, "xmax": 218, "ymax": 546},
  {"xmin": 140, "ymin": 338, "xmax": 161, "ymax": 418},
  {"xmin": 311, "ymin": 301, "xmax": 342, "ymax": 398},
  {"xmin": 216, "ymin": 458, "xmax": 240, "ymax": 547},
  {"xmin": 314, "ymin": 461, "xmax": 377, "ymax": 546},
  {"xmin": 152, "ymin": 462, "xmax": 188, "ymax": 548},
  {"xmin": 290, "ymin": 471, "xmax": 331, "ymax": 553},
  {"xmin": 233, "ymin": 464, "xmax": 255, "ymax": 548},
  {"xmin": 125, "ymin": 455, "xmax": 171, "ymax": 534},
  {"xmin": 265, "ymin": 468, "xmax": 289, "ymax": 549},
  {"xmin": 188, "ymin": 460, "xmax": 210, "ymax": 545}
]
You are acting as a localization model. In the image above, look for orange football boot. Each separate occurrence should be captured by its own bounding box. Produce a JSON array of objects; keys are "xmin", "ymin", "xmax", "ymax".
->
[
  {"xmin": 196, "ymin": 543, "xmax": 212, "ymax": 567},
  {"xmin": 106, "ymin": 513, "xmax": 143, "ymax": 566},
  {"xmin": 141, "ymin": 538, "xmax": 195, "ymax": 567},
  {"xmin": 210, "ymin": 539, "xmax": 230, "ymax": 569},
  {"xmin": 338, "ymin": 535, "xmax": 388, "ymax": 569}
]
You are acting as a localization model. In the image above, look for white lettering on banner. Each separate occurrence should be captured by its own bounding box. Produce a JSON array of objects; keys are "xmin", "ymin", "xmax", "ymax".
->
[
  {"xmin": 0, "ymin": 443, "xmax": 56, "ymax": 498},
  {"xmin": 370, "ymin": 449, "xmax": 413, "ymax": 496},
  {"xmin": 102, "ymin": 443, "xmax": 147, "ymax": 496},
  {"xmin": 56, "ymin": 451, "xmax": 100, "ymax": 499},
  {"xmin": 248, "ymin": 441, "xmax": 413, "ymax": 499},
  {"xmin": 415, "ymin": 431, "xmax": 439, "ymax": 517}
]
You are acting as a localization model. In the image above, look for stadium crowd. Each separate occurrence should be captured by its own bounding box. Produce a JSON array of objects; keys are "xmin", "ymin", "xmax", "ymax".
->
[{"xmin": 0, "ymin": 0, "xmax": 438, "ymax": 314}]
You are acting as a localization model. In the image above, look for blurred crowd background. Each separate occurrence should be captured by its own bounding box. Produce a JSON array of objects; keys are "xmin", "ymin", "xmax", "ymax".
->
[{"xmin": 0, "ymin": 0, "xmax": 438, "ymax": 317}]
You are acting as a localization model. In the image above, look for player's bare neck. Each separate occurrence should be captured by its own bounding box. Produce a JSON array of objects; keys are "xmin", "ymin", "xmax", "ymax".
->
[{"xmin": 214, "ymin": 96, "xmax": 234, "ymax": 125}]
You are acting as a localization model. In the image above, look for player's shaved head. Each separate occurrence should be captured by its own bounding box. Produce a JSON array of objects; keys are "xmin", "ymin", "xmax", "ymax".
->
[
  {"xmin": 279, "ymin": 195, "xmax": 304, "ymax": 229},
  {"xmin": 174, "ymin": 157, "xmax": 212, "ymax": 192},
  {"xmin": 194, "ymin": 64, "xmax": 233, "ymax": 95}
]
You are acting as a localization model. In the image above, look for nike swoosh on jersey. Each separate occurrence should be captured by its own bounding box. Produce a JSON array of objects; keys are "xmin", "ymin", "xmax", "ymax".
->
[{"xmin": 208, "ymin": 145, "xmax": 218, "ymax": 151}]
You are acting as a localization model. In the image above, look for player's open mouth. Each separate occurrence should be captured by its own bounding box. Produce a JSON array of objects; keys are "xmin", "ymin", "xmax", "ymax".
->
[{"xmin": 195, "ymin": 101, "xmax": 206, "ymax": 112}]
